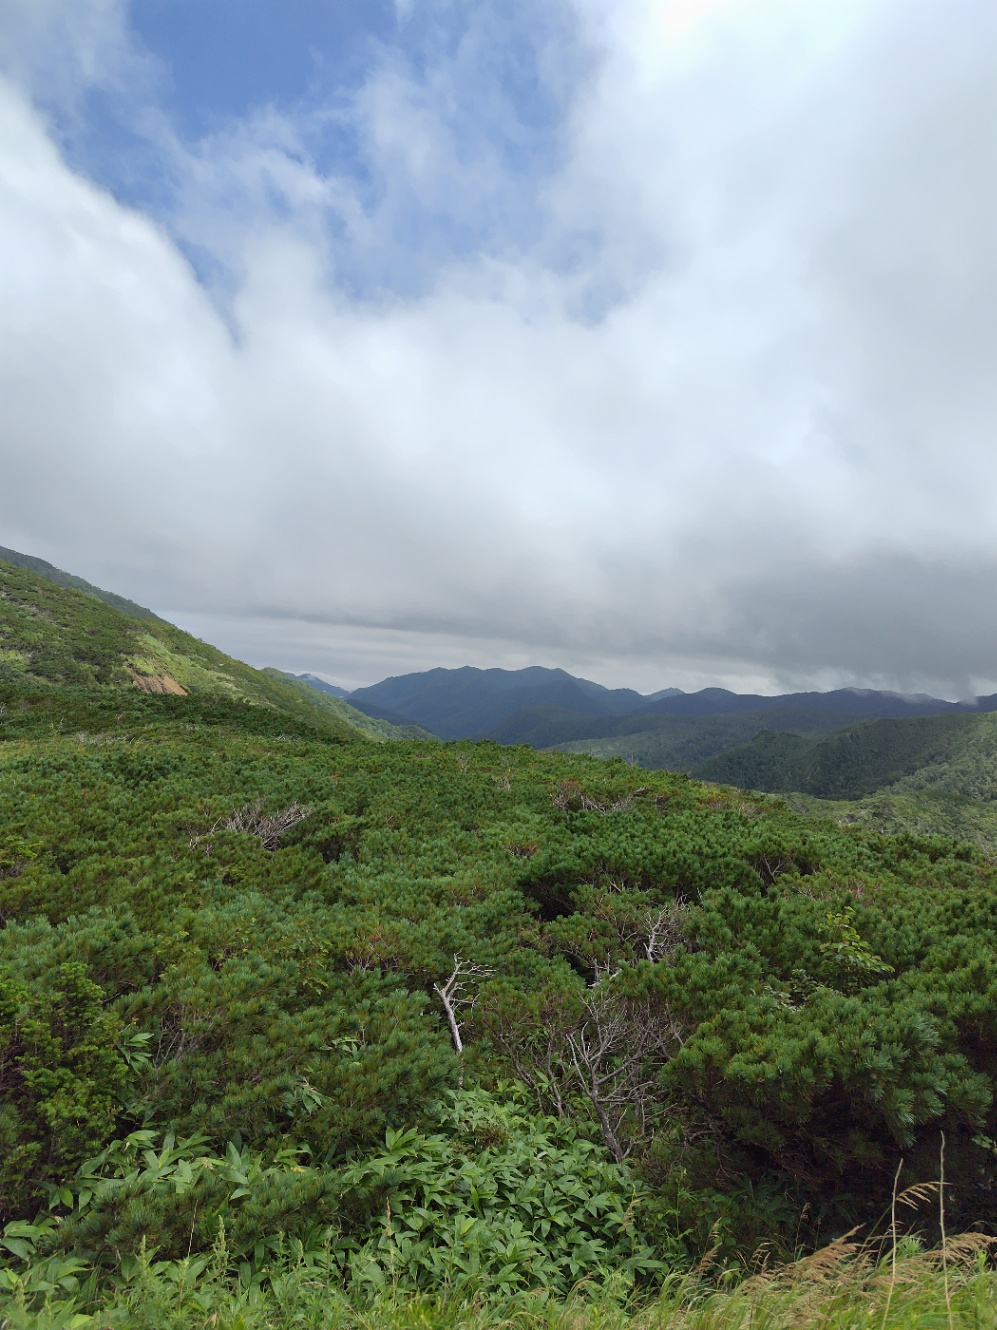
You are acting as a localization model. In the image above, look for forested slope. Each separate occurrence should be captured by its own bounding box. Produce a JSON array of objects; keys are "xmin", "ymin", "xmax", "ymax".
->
[
  {"xmin": 673, "ymin": 710, "xmax": 997, "ymax": 848},
  {"xmin": 775, "ymin": 713, "xmax": 997, "ymax": 846},
  {"xmin": 693, "ymin": 713, "xmax": 978, "ymax": 798},
  {"xmin": 545, "ymin": 689, "xmax": 997, "ymax": 773}
]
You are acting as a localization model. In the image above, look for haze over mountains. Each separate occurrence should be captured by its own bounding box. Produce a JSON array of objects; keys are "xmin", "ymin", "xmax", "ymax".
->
[
  {"xmin": 9, "ymin": 541, "xmax": 997, "ymax": 846},
  {"xmin": 287, "ymin": 673, "xmax": 351, "ymax": 700}
]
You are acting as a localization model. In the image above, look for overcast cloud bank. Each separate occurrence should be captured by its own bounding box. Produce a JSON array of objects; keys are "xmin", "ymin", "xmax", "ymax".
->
[{"xmin": 1, "ymin": 0, "xmax": 995, "ymax": 695}]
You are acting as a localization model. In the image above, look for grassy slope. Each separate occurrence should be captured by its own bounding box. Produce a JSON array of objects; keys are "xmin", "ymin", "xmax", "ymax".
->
[
  {"xmin": 0, "ymin": 559, "xmax": 408, "ymax": 744},
  {"xmin": 263, "ymin": 668, "xmax": 436, "ymax": 741}
]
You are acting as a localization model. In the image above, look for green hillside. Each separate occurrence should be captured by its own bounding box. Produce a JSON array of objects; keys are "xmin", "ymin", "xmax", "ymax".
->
[
  {"xmin": 3, "ymin": 697, "xmax": 997, "ymax": 1319},
  {"xmin": 783, "ymin": 712, "xmax": 997, "ymax": 846},
  {"xmin": 0, "ymin": 545, "xmax": 159, "ymax": 619},
  {"xmin": 263, "ymin": 667, "xmax": 435, "ymax": 741},
  {"xmin": 681, "ymin": 708, "xmax": 997, "ymax": 847},
  {"xmin": 0, "ymin": 556, "xmax": 408, "ymax": 743},
  {"xmin": 693, "ymin": 713, "xmax": 977, "ymax": 799},
  {"xmin": 5, "ymin": 555, "xmax": 997, "ymax": 1324},
  {"xmin": 550, "ymin": 708, "xmax": 861, "ymax": 770}
]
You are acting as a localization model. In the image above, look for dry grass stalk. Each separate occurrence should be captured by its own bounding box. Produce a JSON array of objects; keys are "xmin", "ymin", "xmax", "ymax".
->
[
  {"xmin": 737, "ymin": 1227, "xmax": 865, "ymax": 1296},
  {"xmin": 894, "ymin": 1180, "xmax": 941, "ymax": 1211},
  {"xmin": 880, "ymin": 1158, "xmax": 904, "ymax": 1330},
  {"xmin": 940, "ymin": 1133, "xmax": 953, "ymax": 1330}
]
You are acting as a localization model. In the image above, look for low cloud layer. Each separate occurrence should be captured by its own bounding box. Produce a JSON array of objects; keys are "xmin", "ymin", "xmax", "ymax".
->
[{"xmin": 1, "ymin": 0, "xmax": 995, "ymax": 694}]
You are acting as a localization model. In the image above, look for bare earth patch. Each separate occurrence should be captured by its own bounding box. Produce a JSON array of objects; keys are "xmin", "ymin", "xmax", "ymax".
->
[{"xmin": 128, "ymin": 666, "xmax": 187, "ymax": 695}]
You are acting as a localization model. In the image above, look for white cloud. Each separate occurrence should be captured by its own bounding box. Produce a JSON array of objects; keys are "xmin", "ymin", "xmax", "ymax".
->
[
  {"xmin": 0, "ymin": 0, "xmax": 153, "ymax": 110},
  {"xmin": 0, "ymin": 0, "xmax": 995, "ymax": 694}
]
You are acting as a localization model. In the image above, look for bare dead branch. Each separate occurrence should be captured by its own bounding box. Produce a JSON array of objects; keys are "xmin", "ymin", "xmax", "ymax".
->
[
  {"xmin": 643, "ymin": 904, "xmax": 688, "ymax": 963},
  {"xmin": 433, "ymin": 954, "xmax": 493, "ymax": 1054},
  {"xmin": 564, "ymin": 987, "xmax": 684, "ymax": 1159},
  {"xmin": 187, "ymin": 800, "xmax": 313, "ymax": 854},
  {"xmin": 481, "ymin": 980, "xmax": 685, "ymax": 1161}
]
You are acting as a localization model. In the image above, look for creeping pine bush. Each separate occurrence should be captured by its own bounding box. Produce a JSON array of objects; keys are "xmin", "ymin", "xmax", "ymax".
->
[
  {"xmin": 0, "ymin": 963, "xmax": 126, "ymax": 1223},
  {"xmin": 9, "ymin": 696, "xmax": 997, "ymax": 1267}
]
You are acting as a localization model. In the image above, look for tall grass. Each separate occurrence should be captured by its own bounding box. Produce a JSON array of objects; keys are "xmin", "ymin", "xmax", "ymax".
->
[{"xmin": 3, "ymin": 1232, "xmax": 996, "ymax": 1330}]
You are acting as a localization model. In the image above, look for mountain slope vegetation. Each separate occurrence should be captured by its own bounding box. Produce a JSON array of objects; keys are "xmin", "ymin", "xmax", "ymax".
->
[
  {"xmin": 348, "ymin": 666, "xmax": 987, "ymax": 770},
  {"xmin": 349, "ymin": 665, "xmax": 650, "ymax": 738},
  {"xmin": 694, "ymin": 713, "xmax": 980, "ymax": 799},
  {"xmin": 774, "ymin": 713, "xmax": 997, "ymax": 847},
  {"xmin": 262, "ymin": 668, "xmax": 436, "ymax": 741},
  {"xmin": 4, "ymin": 695, "xmax": 997, "ymax": 1309},
  {"xmin": 669, "ymin": 708, "xmax": 997, "ymax": 848},
  {"xmin": 0, "ymin": 556, "xmax": 411, "ymax": 742},
  {"xmin": 289, "ymin": 671, "xmax": 351, "ymax": 697},
  {"xmin": 0, "ymin": 545, "xmax": 159, "ymax": 620},
  {"xmin": 4, "ymin": 559, "xmax": 997, "ymax": 1324},
  {"xmin": 549, "ymin": 706, "xmax": 953, "ymax": 771}
]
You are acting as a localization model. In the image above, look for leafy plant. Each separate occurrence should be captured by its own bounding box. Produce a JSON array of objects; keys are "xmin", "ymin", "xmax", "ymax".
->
[{"xmin": 316, "ymin": 1088, "xmax": 667, "ymax": 1296}]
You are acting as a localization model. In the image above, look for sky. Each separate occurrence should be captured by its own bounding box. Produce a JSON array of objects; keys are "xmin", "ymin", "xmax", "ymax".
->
[{"xmin": 0, "ymin": 0, "xmax": 995, "ymax": 696}]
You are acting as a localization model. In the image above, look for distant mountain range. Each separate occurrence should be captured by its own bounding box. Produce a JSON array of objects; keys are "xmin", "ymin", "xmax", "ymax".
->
[
  {"xmin": 348, "ymin": 666, "xmax": 657, "ymax": 739},
  {"xmin": 324, "ymin": 665, "xmax": 992, "ymax": 771},
  {"xmin": 10, "ymin": 543, "xmax": 993, "ymax": 786},
  {"xmin": 287, "ymin": 673, "xmax": 351, "ymax": 699}
]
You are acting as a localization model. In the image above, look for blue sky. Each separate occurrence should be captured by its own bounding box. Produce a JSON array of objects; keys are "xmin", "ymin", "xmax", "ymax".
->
[
  {"xmin": 1, "ymin": 0, "xmax": 995, "ymax": 693},
  {"xmin": 46, "ymin": 0, "xmax": 586, "ymax": 299},
  {"xmin": 130, "ymin": 0, "xmax": 396, "ymax": 133}
]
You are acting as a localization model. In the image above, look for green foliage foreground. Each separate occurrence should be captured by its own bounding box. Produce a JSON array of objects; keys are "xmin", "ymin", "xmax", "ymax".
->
[
  {"xmin": 2, "ymin": 1232, "xmax": 996, "ymax": 1329},
  {"xmin": 4, "ymin": 682, "xmax": 997, "ymax": 1320}
]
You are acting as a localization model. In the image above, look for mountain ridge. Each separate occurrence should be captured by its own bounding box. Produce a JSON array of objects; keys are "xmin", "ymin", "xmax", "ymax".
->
[
  {"xmin": 0, "ymin": 551, "xmax": 415, "ymax": 744},
  {"xmin": 6, "ymin": 547, "xmax": 986, "ymax": 766},
  {"xmin": 0, "ymin": 545, "xmax": 160, "ymax": 620},
  {"xmin": 347, "ymin": 665, "xmax": 978, "ymax": 761},
  {"xmin": 348, "ymin": 665, "xmax": 651, "ymax": 739},
  {"xmin": 288, "ymin": 672, "xmax": 350, "ymax": 698}
]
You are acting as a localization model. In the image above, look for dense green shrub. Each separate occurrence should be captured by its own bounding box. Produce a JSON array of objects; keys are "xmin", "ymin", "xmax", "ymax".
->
[
  {"xmin": 38, "ymin": 1090, "xmax": 666, "ymax": 1297},
  {"xmin": 0, "ymin": 963, "xmax": 127, "ymax": 1222},
  {"xmin": 3, "ymin": 689, "xmax": 997, "ymax": 1296}
]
